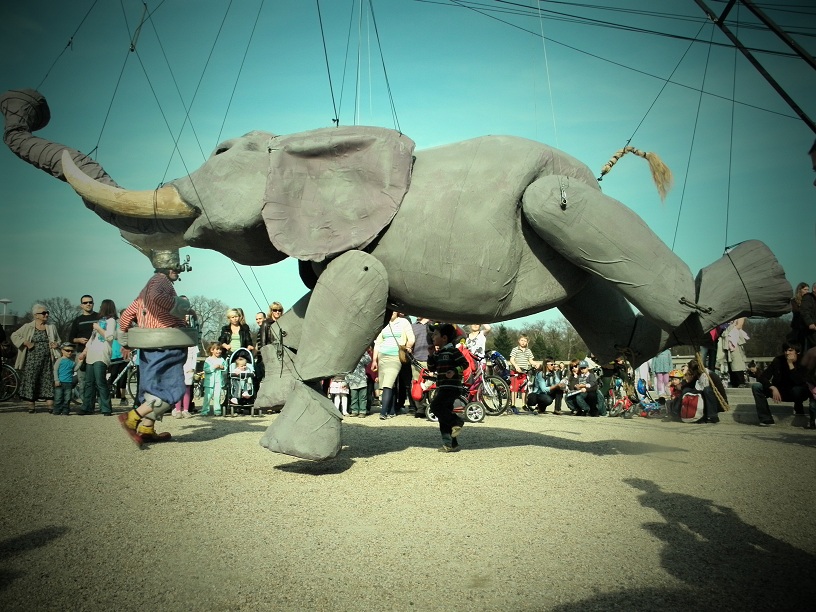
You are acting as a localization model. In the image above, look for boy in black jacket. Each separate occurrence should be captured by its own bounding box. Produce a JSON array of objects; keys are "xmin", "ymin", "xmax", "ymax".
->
[{"xmin": 427, "ymin": 323, "xmax": 468, "ymax": 452}]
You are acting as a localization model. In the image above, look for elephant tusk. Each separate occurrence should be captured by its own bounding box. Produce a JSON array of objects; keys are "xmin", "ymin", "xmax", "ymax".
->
[{"xmin": 61, "ymin": 150, "xmax": 197, "ymax": 219}]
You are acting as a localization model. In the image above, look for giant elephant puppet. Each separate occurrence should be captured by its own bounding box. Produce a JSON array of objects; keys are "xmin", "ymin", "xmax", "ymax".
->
[{"xmin": 1, "ymin": 88, "xmax": 791, "ymax": 460}]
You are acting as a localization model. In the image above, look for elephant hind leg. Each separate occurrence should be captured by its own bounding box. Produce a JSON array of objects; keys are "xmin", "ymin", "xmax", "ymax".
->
[
  {"xmin": 521, "ymin": 175, "xmax": 697, "ymax": 332},
  {"xmin": 558, "ymin": 275, "xmax": 701, "ymax": 366}
]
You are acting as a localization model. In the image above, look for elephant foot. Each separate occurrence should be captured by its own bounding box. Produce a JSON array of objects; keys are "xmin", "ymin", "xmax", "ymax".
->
[
  {"xmin": 254, "ymin": 370, "xmax": 298, "ymax": 410},
  {"xmin": 259, "ymin": 382, "xmax": 342, "ymax": 461}
]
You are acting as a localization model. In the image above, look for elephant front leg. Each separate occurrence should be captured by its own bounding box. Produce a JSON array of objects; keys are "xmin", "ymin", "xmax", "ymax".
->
[{"xmin": 259, "ymin": 251, "xmax": 389, "ymax": 461}]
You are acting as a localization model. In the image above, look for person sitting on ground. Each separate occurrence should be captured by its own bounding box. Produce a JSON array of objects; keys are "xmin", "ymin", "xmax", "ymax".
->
[
  {"xmin": 565, "ymin": 359, "xmax": 603, "ymax": 416},
  {"xmin": 526, "ymin": 357, "xmax": 566, "ymax": 415},
  {"xmin": 427, "ymin": 323, "xmax": 468, "ymax": 452},
  {"xmin": 751, "ymin": 342, "xmax": 807, "ymax": 426},
  {"xmin": 673, "ymin": 359, "xmax": 726, "ymax": 424}
]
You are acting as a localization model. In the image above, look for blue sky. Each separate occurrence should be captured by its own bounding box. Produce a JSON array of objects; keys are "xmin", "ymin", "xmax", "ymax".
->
[{"xmin": 0, "ymin": 0, "xmax": 813, "ymax": 326}]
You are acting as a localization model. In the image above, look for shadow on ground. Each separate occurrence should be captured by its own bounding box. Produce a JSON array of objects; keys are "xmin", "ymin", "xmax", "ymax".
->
[
  {"xmin": 0, "ymin": 526, "xmax": 70, "ymax": 591},
  {"xmin": 550, "ymin": 479, "xmax": 814, "ymax": 611}
]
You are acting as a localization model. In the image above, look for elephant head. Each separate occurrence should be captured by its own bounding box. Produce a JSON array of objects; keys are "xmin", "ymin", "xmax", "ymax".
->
[{"xmin": 2, "ymin": 89, "xmax": 416, "ymax": 268}]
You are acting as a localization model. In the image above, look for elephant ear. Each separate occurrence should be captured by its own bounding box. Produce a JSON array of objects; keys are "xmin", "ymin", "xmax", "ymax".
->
[{"xmin": 263, "ymin": 126, "xmax": 415, "ymax": 262}]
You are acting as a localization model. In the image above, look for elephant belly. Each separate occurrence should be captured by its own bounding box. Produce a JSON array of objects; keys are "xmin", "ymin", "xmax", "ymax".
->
[{"xmin": 371, "ymin": 139, "xmax": 589, "ymax": 321}]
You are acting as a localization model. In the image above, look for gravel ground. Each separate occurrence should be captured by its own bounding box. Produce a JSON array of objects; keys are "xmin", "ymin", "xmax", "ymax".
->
[{"xmin": 1, "ymin": 397, "xmax": 814, "ymax": 612}]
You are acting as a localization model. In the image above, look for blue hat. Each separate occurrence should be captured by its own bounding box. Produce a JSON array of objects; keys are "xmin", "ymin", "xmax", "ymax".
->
[{"xmin": 579, "ymin": 360, "xmax": 588, "ymax": 368}]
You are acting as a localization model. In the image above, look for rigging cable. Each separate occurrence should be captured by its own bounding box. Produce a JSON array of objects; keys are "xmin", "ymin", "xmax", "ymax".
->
[
  {"xmin": 128, "ymin": 2, "xmax": 268, "ymax": 313},
  {"xmin": 671, "ymin": 23, "xmax": 715, "ymax": 252},
  {"xmin": 724, "ymin": 2, "xmax": 741, "ymax": 252},
  {"xmin": 316, "ymin": 0, "xmax": 341, "ymax": 125},
  {"xmin": 36, "ymin": 0, "xmax": 101, "ymax": 91},
  {"xmin": 336, "ymin": 0, "xmax": 359, "ymax": 123},
  {"xmin": 367, "ymin": 0, "xmax": 401, "ymax": 132}
]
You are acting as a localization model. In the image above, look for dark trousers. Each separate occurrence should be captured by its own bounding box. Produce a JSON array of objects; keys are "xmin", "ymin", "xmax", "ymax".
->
[
  {"xmin": 751, "ymin": 382, "xmax": 807, "ymax": 423},
  {"xmin": 431, "ymin": 386, "xmax": 462, "ymax": 437}
]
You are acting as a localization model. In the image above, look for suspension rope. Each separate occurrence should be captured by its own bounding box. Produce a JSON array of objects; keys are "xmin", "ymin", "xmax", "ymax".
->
[
  {"xmin": 122, "ymin": 3, "xmax": 268, "ymax": 314},
  {"xmin": 534, "ymin": 1, "xmax": 566, "ymax": 204},
  {"xmin": 724, "ymin": 3, "xmax": 741, "ymax": 252},
  {"xmin": 214, "ymin": 0, "xmax": 266, "ymax": 146},
  {"xmin": 672, "ymin": 23, "xmax": 715, "ymax": 252},
  {"xmin": 36, "ymin": 0, "xmax": 101, "ymax": 91},
  {"xmin": 336, "ymin": 0, "xmax": 358, "ymax": 123},
  {"xmin": 366, "ymin": 0, "xmax": 401, "ymax": 132},
  {"xmin": 316, "ymin": 0, "xmax": 340, "ymax": 125}
]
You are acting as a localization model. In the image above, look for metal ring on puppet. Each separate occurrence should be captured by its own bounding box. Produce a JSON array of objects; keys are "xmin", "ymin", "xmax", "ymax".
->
[{"xmin": 120, "ymin": 327, "xmax": 199, "ymax": 349}]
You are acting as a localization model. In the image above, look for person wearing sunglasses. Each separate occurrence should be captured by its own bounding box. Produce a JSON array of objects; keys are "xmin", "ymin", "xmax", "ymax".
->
[
  {"xmin": 69, "ymin": 295, "xmax": 98, "ymax": 403},
  {"xmin": 10, "ymin": 303, "xmax": 62, "ymax": 413},
  {"xmin": 52, "ymin": 342, "xmax": 79, "ymax": 415}
]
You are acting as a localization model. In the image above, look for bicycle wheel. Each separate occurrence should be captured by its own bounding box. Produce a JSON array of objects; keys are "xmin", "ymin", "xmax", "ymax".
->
[
  {"xmin": 478, "ymin": 375, "xmax": 510, "ymax": 416},
  {"xmin": 125, "ymin": 368, "xmax": 139, "ymax": 401},
  {"xmin": 0, "ymin": 363, "xmax": 19, "ymax": 401},
  {"xmin": 464, "ymin": 401, "xmax": 485, "ymax": 423}
]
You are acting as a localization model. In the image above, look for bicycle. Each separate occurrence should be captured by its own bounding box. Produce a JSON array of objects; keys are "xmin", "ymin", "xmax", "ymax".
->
[
  {"xmin": 107, "ymin": 355, "xmax": 138, "ymax": 403},
  {"xmin": 1, "ymin": 362, "xmax": 20, "ymax": 401}
]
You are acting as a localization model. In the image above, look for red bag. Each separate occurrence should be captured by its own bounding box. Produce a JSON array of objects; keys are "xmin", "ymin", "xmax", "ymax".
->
[
  {"xmin": 680, "ymin": 392, "xmax": 705, "ymax": 423},
  {"xmin": 411, "ymin": 379, "xmax": 424, "ymax": 401}
]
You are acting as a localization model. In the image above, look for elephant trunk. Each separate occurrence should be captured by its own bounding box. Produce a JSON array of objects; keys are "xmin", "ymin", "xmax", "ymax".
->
[{"xmin": 0, "ymin": 88, "xmax": 194, "ymax": 237}]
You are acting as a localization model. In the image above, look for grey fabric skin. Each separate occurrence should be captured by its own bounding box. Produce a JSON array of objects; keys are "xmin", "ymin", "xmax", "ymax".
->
[{"xmin": 263, "ymin": 127, "xmax": 415, "ymax": 262}]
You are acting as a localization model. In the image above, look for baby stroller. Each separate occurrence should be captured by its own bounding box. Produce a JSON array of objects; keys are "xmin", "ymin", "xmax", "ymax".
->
[{"xmin": 225, "ymin": 348, "xmax": 259, "ymax": 416}]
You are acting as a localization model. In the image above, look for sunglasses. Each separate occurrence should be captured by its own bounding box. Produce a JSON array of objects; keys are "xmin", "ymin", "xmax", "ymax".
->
[
  {"xmin": 81, "ymin": 301, "xmax": 94, "ymax": 305},
  {"xmin": 36, "ymin": 311, "xmax": 49, "ymax": 316},
  {"xmin": 62, "ymin": 349, "xmax": 74, "ymax": 353},
  {"xmin": 271, "ymin": 309, "xmax": 283, "ymax": 313}
]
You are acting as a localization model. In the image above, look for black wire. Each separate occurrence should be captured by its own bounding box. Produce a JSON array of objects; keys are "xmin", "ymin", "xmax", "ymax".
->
[
  {"xmin": 36, "ymin": 0, "xmax": 101, "ymax": 91},
  {"xmin": 215, "ymin": 0, "xmax": 266, "ymax": 146},
  {"xmin": 337, "ymin": 0, "xmax": 358, "ymax": 124},
  {"xmin": 673, "ymin": 24, "xmax": 716, "ymax": 252},
  {"xmin": 428, "ymin": 0, "xmax": 809, "ymax": 122},
  {"xmin": 367, "ymin": 0, "xmax": 401, "ymax": 132},
  {"xmin": 316, "ymin": 0, "xmax": 340, "ymax": 125}
]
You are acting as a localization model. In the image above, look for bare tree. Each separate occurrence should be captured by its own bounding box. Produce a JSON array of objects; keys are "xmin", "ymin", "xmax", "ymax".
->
[
  {"xmin": 187, "ymin": 296, "xmax": 229, "ymax": 344},
  {"xmin": 35, "ymin": 297, "xmax": 76, "ymax": 341}
]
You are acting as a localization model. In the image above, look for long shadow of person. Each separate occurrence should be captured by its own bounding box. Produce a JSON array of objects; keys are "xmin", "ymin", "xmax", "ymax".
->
[{"xmin": 623, "ymin": 478, "xmax": 814, "ymax": 610}]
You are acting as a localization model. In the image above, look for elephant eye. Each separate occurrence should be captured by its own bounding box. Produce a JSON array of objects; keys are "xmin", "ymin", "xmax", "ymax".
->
[{"xmin": 214, "ymin": 146, "xmax": 229, "ymax": 156}]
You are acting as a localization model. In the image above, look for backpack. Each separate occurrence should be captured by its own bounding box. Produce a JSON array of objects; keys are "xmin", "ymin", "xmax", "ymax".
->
[{"xmin": 680, "ymin": 392, "xmax": 706, "ymax": 423}]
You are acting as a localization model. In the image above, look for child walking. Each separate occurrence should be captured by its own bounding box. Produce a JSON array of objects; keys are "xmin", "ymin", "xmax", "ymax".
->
[
  {"xmin": 346, "ymin": 351, "xmax": 372, "ymax": 417},
  {"xmin": 52, "ymin": 342, "xmax": 79, "ymax": 415},
  {"xmin": 201, "ymin": 342, "xmax": 226, "ymax": 416},
  {"xmin": 329, "ymin": 374, "xmax": 350, "ymax": 415},
  {"xmin": 427, "ymin": 323, "xmax": 468, "ymax": 452}
]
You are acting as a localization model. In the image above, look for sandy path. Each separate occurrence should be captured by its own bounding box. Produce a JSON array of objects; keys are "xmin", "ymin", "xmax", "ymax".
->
[{"xmin": 1, "ymin": 401, "xmax": 813, "ymax": 611}]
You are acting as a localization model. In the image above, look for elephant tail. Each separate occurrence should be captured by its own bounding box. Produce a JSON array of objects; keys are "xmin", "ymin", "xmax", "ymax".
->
[
  {"xmin": 597, "ymin": 145, "xmax": 673, "ymax": 201},
  {"xmin": 693, "ymin": 240, "xmax": 791, "ymax": 333}
]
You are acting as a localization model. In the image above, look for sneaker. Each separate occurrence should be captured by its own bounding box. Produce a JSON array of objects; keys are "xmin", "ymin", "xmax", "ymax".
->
[
  {"xmin": 119, "ymin": 398, "xmax": 129, "ymax": 406},
  {"xmin": 758, "ymin": 421, "xmax": 774, "ymax": 427},
  {"xmin": 136, "ymin": 425, "xmax": 172, "ymax": 443},
  {"xmin": 172, "ymin": 408, "xmax": 182, "ymax": 419},
  {"xmin": 438, "ymin": 445, "xmax": 459, "ymax": 453},
  {"xmin": 182, "ymin": 411, "xmax": 193, "ymax": 418},
  {"xmin": 553, "ymin": 410, "xmax": 562, "ymax": 415},
  {"xmin": 229, "ymin": 398, "xmax": 238, "ymax": 405},
  {"xmin": 379, "ymin": 415, "xmax": 387, "ymax": 420},
  {"xmin": 241, "ymin": 392, "xmax": 251, "ymax": 399},
  {"xmin": 451, "ymin": 424, "xmax": 463, "ymax": 438}
]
